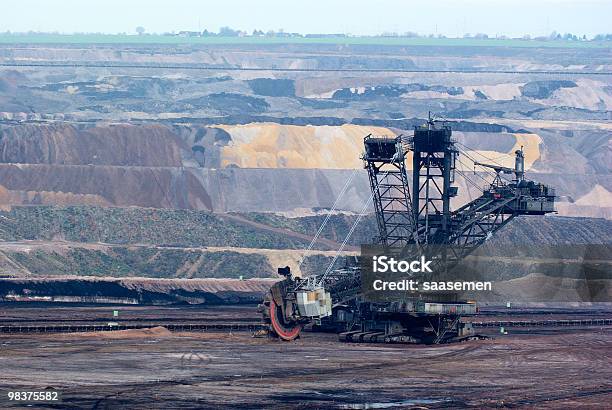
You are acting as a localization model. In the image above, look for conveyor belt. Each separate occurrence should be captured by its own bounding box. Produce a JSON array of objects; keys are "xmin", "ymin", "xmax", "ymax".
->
[
  {"xmin": 0, "ymin": 322, "xmax": 266, "ymax": 333},
  {"xmin": 471, "ymin": 318, "xmax": 612, "ymax": 327}
]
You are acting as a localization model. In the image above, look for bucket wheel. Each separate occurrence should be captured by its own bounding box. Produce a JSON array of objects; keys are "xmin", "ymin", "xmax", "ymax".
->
[{"xmin": 262, "ymin": 290, "xmax": 302, "ymax": 341}]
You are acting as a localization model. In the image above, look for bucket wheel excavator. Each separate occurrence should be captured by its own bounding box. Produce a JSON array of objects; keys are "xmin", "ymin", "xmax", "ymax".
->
[{"xmin": 261, "ymin": 117, "xmax": 555, "ymax": 343}]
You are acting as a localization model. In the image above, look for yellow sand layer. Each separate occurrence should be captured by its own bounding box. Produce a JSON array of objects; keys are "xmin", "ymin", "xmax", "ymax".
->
[
  {"xmin": 218, "ymin": 123, "xmax": 541, "ymax": 171},
  {"xmin": 217, "ymin": 123, "xmax": 394, "ymax": 169}
]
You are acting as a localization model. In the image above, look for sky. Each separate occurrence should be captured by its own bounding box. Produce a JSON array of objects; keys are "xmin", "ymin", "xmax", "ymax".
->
[{"xmin": 1, "ymin": 0, "xmax": 610, "ymax": 38}]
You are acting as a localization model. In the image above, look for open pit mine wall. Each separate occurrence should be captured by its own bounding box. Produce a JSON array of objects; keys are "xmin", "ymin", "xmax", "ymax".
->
[
  {"xmin": 0, "ymin": 277, "xmax": 277, "ymax": 305},
  {"xmin": 0, "ymin": 122, "xmax": 609, "ymax": 218},
  {"xmin": 0, "ymin": 165, "xmax": 608, "ymax": 218},
  {"xmin": 0, "ymin": 123, "xmax": 612, "ymax": 218}
]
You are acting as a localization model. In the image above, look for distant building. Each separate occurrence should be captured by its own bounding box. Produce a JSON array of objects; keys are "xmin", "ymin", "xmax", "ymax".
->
[
  {"xmin": 178, "ymin": 31, "xmax": 201, "ymax": 37},
  {"xmin": 305, "ymin": 33, "xmax": 347, "ymax": 38}
]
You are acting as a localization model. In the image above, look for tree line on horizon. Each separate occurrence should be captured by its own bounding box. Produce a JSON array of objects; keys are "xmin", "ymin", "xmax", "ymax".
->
[{"xmin": 3, "ymin": 27, "xmax": 611, "ymax": 42}]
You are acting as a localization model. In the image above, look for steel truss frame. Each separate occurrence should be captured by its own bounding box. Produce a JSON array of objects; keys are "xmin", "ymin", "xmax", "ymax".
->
[{"xmin": 364, "ymin": 136, "xmax": 417, "ymax": 247}]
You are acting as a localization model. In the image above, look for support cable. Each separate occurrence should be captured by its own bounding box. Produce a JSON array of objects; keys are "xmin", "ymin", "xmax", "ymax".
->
[
  {"xmin": 456, "ymin": 142, "xmax": 515, "ymax": 167},
  {"xmin": 456, "ymin": 148, "xmax": 499, "ymax": 180},
  {"xmin": 455, "ymin": 167, "xmax": 486, "ymax": 192},
  {"xmin": 298, "ymin": 168, "xmax": 359, "ymax": 267},
  {"xmin": 317, "ymin": 171, "xmax": 389, "ymax": 285},
  {"xmin": 456, "ymin": 157, "xmax": 498, "ymax": 187}
]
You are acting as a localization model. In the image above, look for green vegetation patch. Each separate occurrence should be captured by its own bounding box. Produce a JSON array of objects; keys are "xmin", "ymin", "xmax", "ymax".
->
[
  {"xmin": 0, "ymin": 206, "xmax": 313, "ymax": 250},
  {"xmin": 7, "ymin": 246, "xmax": 273, "ymax": 279}
]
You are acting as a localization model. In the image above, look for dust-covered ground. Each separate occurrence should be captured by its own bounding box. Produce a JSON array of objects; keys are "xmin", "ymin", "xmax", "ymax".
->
[{"xmin": 0, "ymin": 306, "xmax": 610, "ymax": 409}]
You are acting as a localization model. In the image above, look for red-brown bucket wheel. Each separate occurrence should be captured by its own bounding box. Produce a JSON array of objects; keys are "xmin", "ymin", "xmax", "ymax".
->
[{"xmin": 263, "ymin": 293, "xmax": 302, "ymax": 341}]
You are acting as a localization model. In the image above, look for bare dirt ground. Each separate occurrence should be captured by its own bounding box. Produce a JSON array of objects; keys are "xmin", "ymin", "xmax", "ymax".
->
[{"xmin": 0, "ymin": 306, "xmax": 610, "ymax": 409}]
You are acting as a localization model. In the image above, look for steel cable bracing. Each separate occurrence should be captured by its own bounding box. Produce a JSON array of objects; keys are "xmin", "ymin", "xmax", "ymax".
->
[
  {"xmin": 456, "ymin": 157, "xmax": 497, "ymax": 188},
  {"xmin": 318, "ymin": 171, "xmax": 389, "ymax": 285},
  {"xmin": 298, "ymin": 168, "xmax": 360, "ymax": 268},
  {"xmin": 461, "ymin": 152, "xmax": 514, "ymax": 187},
  {"xmin": 458, "ymin": 141, "xmax": 513, "ymax": 164},
  {"xmin": 484, "ymin": 153, "xmax": 513, "ymax": 162},
  {"xmin": 455, "ymin": 145, "xmax": 504, "ymax": 182},
  {"xmin": 454, "ymin": 144, "xmax": 496, "ymax": 182},
  {"xmin": 455, "ymin": 165, "xmax": 486, "ymax": 192},
  {"xmin": 456, "ymin": 151, "xmax": 496, "ymax": 178},
  {"xmin": 456, "ymin": 141, "xmax": 515, "ymax": 168},
  {"xmin": 457, "ymin": 149, "xmax": 499, "ymax": 177}
]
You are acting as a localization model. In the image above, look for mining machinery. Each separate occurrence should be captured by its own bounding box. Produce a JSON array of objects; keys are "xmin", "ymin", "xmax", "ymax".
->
[{"xmin": 261, "ymin": 117, "xmax": 555, "ymax": 344}]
